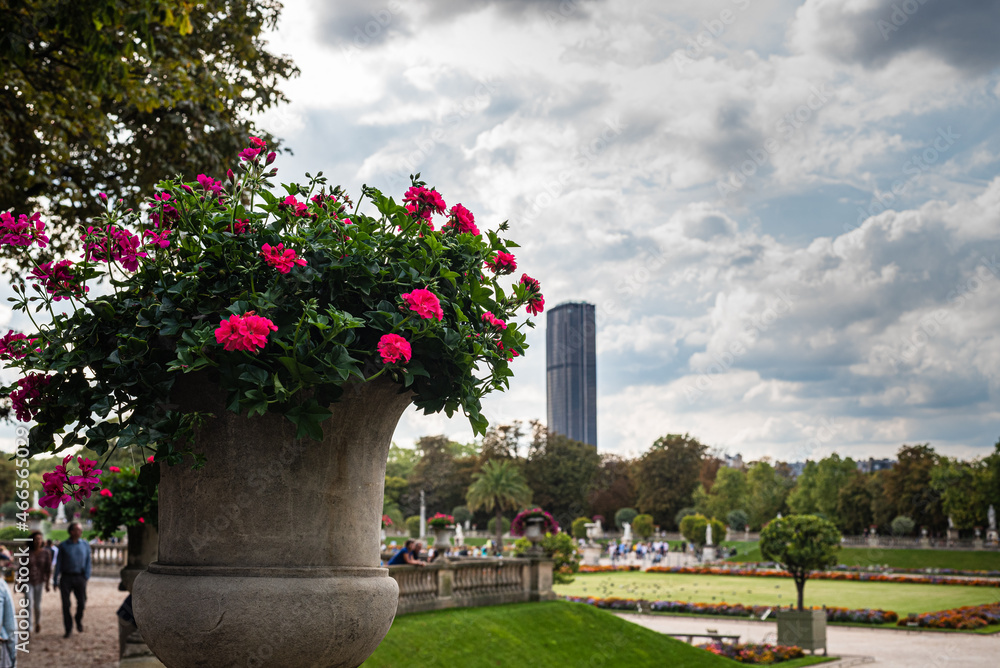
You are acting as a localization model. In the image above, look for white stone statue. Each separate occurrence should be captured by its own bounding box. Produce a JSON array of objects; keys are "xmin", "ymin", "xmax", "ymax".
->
[
  {"xmin": 622, "ymin": 522, "xmax": 632, "ymax": 543},
  {"xmin": 56, "ymin": 502, "xmax": 67, "ymax": 524},
  {"xmin": 989, "ymin": 504, "xmax": 996, "ymax": 531},
  {"xmin": 32, "ymin": 491, "xmax": 39, "ymax": 510},
  {"xmin": 705, "ymin": 523, "xmax": 713, "ymax": 547},
  {"xmin": 454, "ymin": 523, "xmax": 464, "ymax": 546},
  {"xmin": 776, "ymin": 512, "xmax": 782, "ymax": 520},
  {"xmin": 948, "ymin": 515, "xmax": 955, "ymax": 529}
]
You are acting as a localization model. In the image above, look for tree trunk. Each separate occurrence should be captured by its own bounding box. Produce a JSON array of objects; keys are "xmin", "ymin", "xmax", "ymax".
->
[
  {"xmin": 796, "ymin": 576, "xmax": 806, "ymax": 611},
  {"xmin": 495, "ymin": 505, "xmax": 504, "ymax": 555}
]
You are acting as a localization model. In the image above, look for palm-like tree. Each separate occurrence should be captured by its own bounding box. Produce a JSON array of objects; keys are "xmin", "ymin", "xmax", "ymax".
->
[{"xmin": 466, "ymin": 459, "xmax": 532, "ymax": 555}]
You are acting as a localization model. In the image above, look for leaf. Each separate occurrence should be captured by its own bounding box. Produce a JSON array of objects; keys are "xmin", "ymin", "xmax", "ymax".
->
[{"xmin": 284, "ymin": 399, "xmax": 332, "ymax": 441}]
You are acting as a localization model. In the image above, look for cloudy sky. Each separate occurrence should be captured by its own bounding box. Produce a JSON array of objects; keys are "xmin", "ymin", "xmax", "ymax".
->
[
  {"xmin": 5, "ymin": 0, "xmax": 1000, "ymax": 462},
  {"xmin": 248, "ymin": 0, "xmax": 1000, "ymax": 461}
]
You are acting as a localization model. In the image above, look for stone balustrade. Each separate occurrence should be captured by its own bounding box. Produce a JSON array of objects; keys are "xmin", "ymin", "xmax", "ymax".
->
[
  {"xmin": 389, "ymin": 557, "xmax": 555, "ymax": 615},
  {"xmin": 2, "ymin": 541, "xmax": 126, "ymax": 578}
]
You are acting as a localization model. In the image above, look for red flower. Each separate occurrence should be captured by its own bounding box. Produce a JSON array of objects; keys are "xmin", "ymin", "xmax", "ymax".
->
[
  {"xmin": 485, "ymin": 251, "xmax": 517, "ymax": 274},
  {"xmin": 196, "ymin": 174, "xmax": 224, "ymax": 196},
  {"xmin": 377, "ymin": 333, "xmax": 411, "ymax": 364},
  {"xmin": 0, "ymin": 211, "xmax": 49, "ymax": 249},
  {"xmin": 402, "ymin": 288, "xmax": 444, "ymax": 321},
  {"xmin": 214, "ymin": 312, "xmax": 279, "ymax": 352},
  {"xmin": 481, "ymin": 312, "xmax": 507, "ymax": 330},
  {"xmin": 403, "ymin": 186, "xmax": 447, "ymax": 223},
  {"xmin": 239, "ymin": 147, "xmax": 262, "ymax": 162},
  {"xmin": 261, "ymin": 242, "xmax": 307, "ymax": 273},
  {"xmin": 149, "ymin": 192, "xmax": 180, "ymax": 229},
  {"xmin": 520, "ymin": 274, "xmax": 544, "ymax": 315},
  {"xmin": 10, "ymin": 373, "xmax": 51, "ymax": 422},
  {"xmin": 143, "ymin": 229, "xmax": 172, "ymax": 249},
  {"xmin": 138, "ymin": 517, "xmax": 145, "ymax": 524},
  {"xmin": 231, "ymin": 219, "xmax": 250, "ymax": 234},
  {"xmin": 147, "ymin": 455, "xmax": 155, "ymax": 463},
  {"xmin": 0, "ymin": 331, "xmax": 37, "ymax": 361},
  {"xmin": 109, "ymin": 466, "xmax": 121, "ymax": 473},
  {"xmin": 249, "ymin": 136, "xmax": 267, "ymax": 148},
  {"xmin": 82, "ymin": 225, "xmax": 147, "ymax": 272},
  {"xmin": 99, "ymin": 488, "xmax": 113, "ymax": 498},
  {"xmin": 443, "ymin": 204, "xmax": 479, "ymax": 235},
  {"xmin": 278, "ymin": 195, "xmax": 309, "ymax": 217},
  {"xmin": 29, "ymin": 260, "xmax": 88, "ymax": 301}
]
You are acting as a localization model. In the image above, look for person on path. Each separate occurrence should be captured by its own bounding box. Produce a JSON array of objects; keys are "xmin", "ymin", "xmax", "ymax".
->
[
  {"xmin": 0, "ymin": 575, "xmax": 16, "ymax": 666},
  {"xmin": 53, "ymin": 522, "xmax": 91, "ymax": 638},
  {"xmin": 386, "ymin": 540, "xmax": 426, "ymax": 566},
  {"xmin": 26, "ymin": 531, "xmax": 51, "ymax": 634}
]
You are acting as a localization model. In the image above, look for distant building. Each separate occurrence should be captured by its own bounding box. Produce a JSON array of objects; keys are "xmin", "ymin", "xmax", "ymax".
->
[
  {"xmin": 858, "ymin": 457, "xmax": 895, "ymax": 474},
  {"xmin": 546, "ymin": 302, "xmax": 597, "ymax": 447},
  {"xmin": 724, "ymin": 454, "xmax": 744, "ymax": 469},
  {"xmin": 785, "ymin": 461, "xmax": 808, "ymax": 479}
]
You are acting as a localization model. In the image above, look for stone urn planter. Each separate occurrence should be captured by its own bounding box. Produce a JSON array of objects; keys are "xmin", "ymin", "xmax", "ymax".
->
[
  {"xmin": 776, "ymin": 608, "xmax": 826, "ymax": 655},
  {"xmin": 133, "ymin": 376, "xmax": 412, "ymax": 668},
  {"xmin": 524, "ymin": 518, "xmax": 547, "ymax": 556},
  {"xmin": 431, "ymin": 527, "xmax": 453, "ymax": 551},
  {"xmin": 120, "ymin": 523, "xmax": 159, "ymax": 593}
]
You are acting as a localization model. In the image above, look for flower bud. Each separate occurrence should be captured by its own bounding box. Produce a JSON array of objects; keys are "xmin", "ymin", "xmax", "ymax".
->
[
  {"xmin": 227, "ymin": 169, "xmax": 235, "ymax": 182},
  {"xmin": 266, "ymin": 151, "xmax": 276, "ymax": 165},
  {"xmin": 98, "ymin": 193, "xmax": 108, "ymax": 202}
]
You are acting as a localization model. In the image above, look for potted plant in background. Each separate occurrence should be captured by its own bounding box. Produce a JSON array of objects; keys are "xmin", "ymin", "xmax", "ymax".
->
[
  {"xmin": 760, "ymin": 514, "xmax": 841, "ymax": 655},
  {"xmin": 511, "ymin": 507, "xmax": 559, "ymax": 555},
  {"xmin": 89, "ymin": 465, "xmax": 159, "ymax": 592},
  {"xmin": 1, "ymin": 137, "xmax": 543, "ymax": 668},
  {"xmin": 426, "ymin": 512, "xmax": 455, "ymax": 554},
  {"xmin": 26, "ymin": 508, "xmax": 49, "ymax": 531}
]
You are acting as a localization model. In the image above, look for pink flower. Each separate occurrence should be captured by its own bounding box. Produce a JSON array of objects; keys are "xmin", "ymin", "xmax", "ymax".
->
[
  {"xmin": 403, "ymin": 186, "xmax": 447, "ymax": 223},
  {"xmin": 147, "ymin": 455, "xmax": 155, "ymax": 463},
  {"xmin": 278, "ymin": 195, "xmax": 309, "ymax": 217},
  {"xmin": 231, "ymin": 219, "xmax": 250, "ymax": 234},
  {"xmin": 260, "ymin": 243, "xmax": 307, "ymax": 273},
  {"xmin": 149, "ymin": 192, "xmax": 179, "ymax": 228},
  {"xmin": 498, "ymin": 341, "xmax": 519, "ymax": 361},
  {"xmin": 196, "ymin": 174, "xmax": 224, "ymax": 196},
  {"xmin": 29, "ymin": 260, "xmax": 88, "ymax": 301},
  {"xmin": 143, "ymin": 228, "xmax": 172, "ymax": 249},
  {"xmin": 39, "ymin": 456, "xmax": 102, "ymax": 508},
  {"xmin": 485, "ymin": 251, "xmax": 517, "ymax": 274},
  {"xmin": 402, "ymin": 288, "xmax": 444, "ymax": 321},
  {"xmin": 138, "ymin": 517, "xmax": 145, "ymax": 524},
  {"xmin": 10, "ymin": 373, "xmax": 51, "ymax": 422},
  {"xmin": 215, "ymin": 312, "xmax": 279, "ymax": 352},
  {"xmin": 0, "ymin": 211, "xmax": 49, "ymax": 249},
  {"xmin": 378, "ymin": 333, "xmax": 412, "ymax": 364},
  {"xmin": 520, "ymin": 274, "xmax": 544, "ymax": 315},
  {"xmin": 82, "ymin": 225, "xmax": 147, "ymax": 271},
  {"xmin": 249, "ymin": 136, "xmax": 267, "ymax": 148},
  {"xmin": 443, "ymin": 204, "xmax": 479, "ymax": 235},
  {"xmin": 0, "ymin": 331, "xmax": 37, "ymax": 361},
  {"xmin": 239, "ymin": 147, "xmax": 262, "ymax": 162},
  {"xmin": 100, "ymin": 488, "xmax": 113, "ymax": 498},
  {"xmin": 481, "ymin": 312, "xmax": 507, "ymax": 330},
  {"xmin": 109, "ymin": 466, "xmax": 121, "ymax": 473}
]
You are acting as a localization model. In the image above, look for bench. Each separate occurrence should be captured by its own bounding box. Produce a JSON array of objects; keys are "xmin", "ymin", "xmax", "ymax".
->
[{"xmin": 666, "ymin": 631, "xmax": 741, "ymax": 646}]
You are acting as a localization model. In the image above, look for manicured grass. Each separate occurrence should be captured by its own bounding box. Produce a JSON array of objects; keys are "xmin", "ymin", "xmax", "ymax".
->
[
  {"xmin": 837, "ymin": 548, "xmax": 1000, "ymax": 571},
  {"xmin": 363, "ymin": 601, "xmax": 740, "ymax": 667},
  {"xmin": 555, "ymin": 573, "xmax": 1000, "ymax": 614}
]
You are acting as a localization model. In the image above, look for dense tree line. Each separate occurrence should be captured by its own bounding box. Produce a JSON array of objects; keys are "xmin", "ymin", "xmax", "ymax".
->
[{"xmin": 383, "ymin": 426, "xmax": 1000, "ymax": 537}]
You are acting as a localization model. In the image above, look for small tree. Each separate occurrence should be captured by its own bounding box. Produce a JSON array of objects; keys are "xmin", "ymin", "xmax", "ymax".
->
[
  {"xmin": 614, "ymin": 507, "xmax": 638, "ymax": 530},
  {"xmin": 727, "ymin": 509, "xmax": 749, "ymax": 532},
  {"xmin": 487, "ymin": 516, "xmax": 511, "ymax": 535},
  {"xmin": 679, "ymin": 514, "xmax": 725, "ymax": 548},
  {"xmin": 891, "ymin": 515, "xmax": 915, "ymax": 537},
  {"xmin": 759, "ymin": 515, "xmax": 841, "ymax": 611},
  {"xmin": 467, "ymin": 459, "xmax": 532, "ymax": 554},
  {"xmin": 571, "ymin": 516, "xmax": 591, "ymax": 540},
  {"xmin": 632, "ymin": 514, "xmax": 655, "ymax": 539},
  {"xmin": 405, "ymin": 516, "xmax": 421, "ymax": 539},
  {"xmin": 452, "ymin": 505, "xmax": 472, "ymax": 526}
]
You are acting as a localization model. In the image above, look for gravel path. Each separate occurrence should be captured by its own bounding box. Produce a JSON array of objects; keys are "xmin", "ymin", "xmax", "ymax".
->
[
  {"xmin": 614, "ymin": 612, "xmax": 1000, "ymax": 667},
  {"xmin": 15, "ymin": 576, "xmax": 122, "ymax": 668}
]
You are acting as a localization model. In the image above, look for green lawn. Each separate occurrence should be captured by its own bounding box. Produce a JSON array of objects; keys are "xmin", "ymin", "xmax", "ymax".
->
[
  {"xmin": 555, "ymin": 573, "xmax": 1000, "ymax": 614},
  {"xmin": 725, "ymin": 543, "xmax": 1000, "ymax": 571},
  {"xmin": 363, "ymin": 601, "xmax": 833, "ymax": 667}
]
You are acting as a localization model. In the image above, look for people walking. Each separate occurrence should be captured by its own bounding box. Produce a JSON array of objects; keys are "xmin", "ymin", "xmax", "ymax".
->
[
  {"xmin": 53, "ymin": 522, "xmax": 91, "ymax": 638},
  {"xmin": 26, "ymin": 531, "xmax": 51, "ymax": 634},
  {"xmin": 0, "ymin": 573, "xmax": 16, "ymax": 666}
]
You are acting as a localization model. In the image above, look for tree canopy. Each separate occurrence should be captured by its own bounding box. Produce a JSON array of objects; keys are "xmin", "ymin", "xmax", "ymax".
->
[
  {"xmin": 0, "ymin": 0, "xmax": 298, "ymax": 268},
  {"xmin": 759, "ymin": 515, "xmax": 841, "ymax": 610},
  {"xmin": 633, "ymin": 433, "xmax": 706, "ymax": 527}
]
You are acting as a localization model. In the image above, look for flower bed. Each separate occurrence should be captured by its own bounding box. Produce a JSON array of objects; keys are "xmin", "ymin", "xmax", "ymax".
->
[
  {"xmin": 645, "ymin": 565, "xmax": 1000, "ymax": 587},
  {"xmin": 698, "ymin": 642, "xmax": 804, "ymax": 665},
  {"xmin": 728, "ymin": 562, "xmax": 1000, "ymax": 579},
  {"xmin": 564, "ymin": 595, "xmax": 898, "ymax": 624},
  {"xmin": 897, "ymin": 602, "xmax": 1000, "ymax": 630},
  {"xmin": 578, "ymin": 565, "xmax": 641, "ymax": 573}
]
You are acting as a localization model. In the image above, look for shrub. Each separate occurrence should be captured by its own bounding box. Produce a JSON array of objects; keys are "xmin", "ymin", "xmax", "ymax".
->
[
  {"xmin": 487, "ymin": 516, "xmax": 511, "ymax": 535},
  {"xmin": 674, "ymin": 506, "xmax": 696, "ymax": 528},
  {"xmin": 513, "ymin": 531, "xmax": 580, "ymax": 584},
  {"xmin": 891, "ymin": 515, "xmax": 915, "ymax": 537},
  {"xmin": 0, "ymin": 502, "xmax": 18, "ymax": 520},
  {"xmin": 571, "ymin": 517, "xmax": 590, "ymax": 540},
  {"xmin": 679, "ymin": 514, "xmax": 725, "ymax": 547},
  {"xmin": 632, "ymin": 514, "xmax": 655, "ymax": 539},
  {"xmin": 614, "ymin": 507, "xmax": 638, "ymax": 530},
  {"xmin": 405, "ymin": 515, "xmax": 421, "ymax": 538},
  {"xmin": 0, "ymin": 527, "xmax": 30, "ymax": 540},
  {"xmin": 727, "ymin": 509, "xmax": 749, "ymax": 532},
  {"xmin": 451, "ymin": 505, "xmax": 472, "ymax": 526}
]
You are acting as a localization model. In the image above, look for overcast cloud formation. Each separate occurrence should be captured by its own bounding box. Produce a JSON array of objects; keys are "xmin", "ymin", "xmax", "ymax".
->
[{"xmin": 5, "ymin": 0, "xmax": 999, "ymax": 462}]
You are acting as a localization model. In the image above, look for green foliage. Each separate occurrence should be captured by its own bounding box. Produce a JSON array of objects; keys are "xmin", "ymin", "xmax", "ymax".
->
[
  {"xmin": 727, "ymin": 509, "xmax": 749, "ymax": 532},
  {"xmin": 5, "ymin": 158, "xmax": 539, "ymax": 464},
  {"xmin": 451, "ymin": 505, "xmax": 472, "ymax": 525},
  {"xmin": 787, "ymin": 455, "xmax": 857, "ymax": 526},
  {"xmin": 523, "ymin": 429, "xmax": 600, "ymax": 527},
  {"xmin": 890, "ymin": 515, "xmax": 916, "ymax": 537},
  {"xmin": 385, "ymin": 445, "xmax": 420, "ymax": 480},
  {"xmin": 679, "ymin": 513, "xmax": 725, "ymax": 547},
  {"xmin": 486, "ymin": 516, "xmax": 511, "ymax": 535},
  {"xmin": 0, "ymin": 527, "xmax": 30, "ymax": 540},
  {"xmin": 90, "ymin": 467, "xmax": 157, "ymax": 539},
  {"xmin": 0, "ymin": 501, "xmax": 18, "ymax": 520},
  {"xmin": 633, "ymin": 433, "xmax": 707, "ymax": 527},
  {"xmin": 745, "ymin": 461, "xmax": 792, "ymax": 530},
  {"xmin": 614, "ymin": 506, "xmax": 638, "ymax": 530},
  {"xmin": 571, "ymin": 516, "xmax": 590, "ymax": 540},
  {"xmin": 405, "ymin": 516, "xmax": 420, "ymax": 539},
  {"xmin": 929, "ymin": 457, "xmax": 991, "ymax": 529},
  {"xmin": 586, "ymin": 454, "xmax": 636, "ymax": 525},
  {"xmin": 883, "ymin": 444, "xmax": 945, "ymax": 531},
  {"xmin": 631, "ymin": 513, "xmax": 655, "ymax": 539},
  {"xmin": 0, "ymin": 458, "xmax": 15, "ymax": 507},
  {"xmin": 511, "ymin": 531, "xmax": 579, "ymax": 583},
  {"xmin": 759, "ymin": 515, "xmax": 841, "ymax": 610},
  {"xmin": 705, "ymin": 466, "xmax": 747, "ymax": 521},
  {"xmin": 405, "ymin": 436, "xmax": 477, "ymax": 519},
  {"xmin": 836, "ymin": 472, "xmax": 874, "ymax": 534},
  {"xmin": 674, "ymin": 506, "xmax": 696, "ymax": 528},
  {"xmin": 0, "ymin": 0, "xmax": 299, "ymax": 270}
]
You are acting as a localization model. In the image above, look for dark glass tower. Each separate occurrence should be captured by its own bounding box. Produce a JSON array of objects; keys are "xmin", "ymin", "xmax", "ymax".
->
[{"xmin": 546, "ymin": 302, "xmax": 597, "ymax": 447}]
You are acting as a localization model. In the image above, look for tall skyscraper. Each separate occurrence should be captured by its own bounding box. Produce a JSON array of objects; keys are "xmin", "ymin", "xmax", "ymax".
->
[{"xmin": 546, "ymin": 302, "xmax": 597, "ymax": 447}]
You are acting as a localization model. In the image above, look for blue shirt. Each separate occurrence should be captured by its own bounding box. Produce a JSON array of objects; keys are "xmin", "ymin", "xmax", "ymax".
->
[
  {"xmin": 53, "ymin": 539, "xmax": 91, "ymax": 584},
  {"xmin": 387, "ymin": 548, "xmax": 410, "ymax": 565}
]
